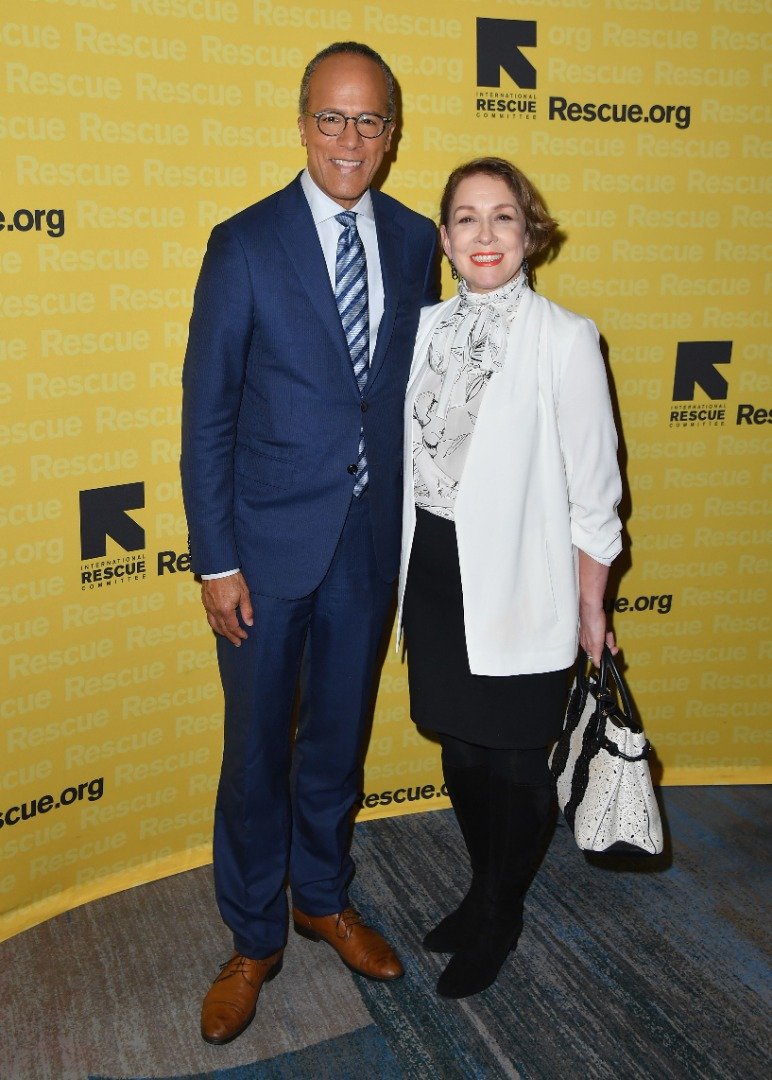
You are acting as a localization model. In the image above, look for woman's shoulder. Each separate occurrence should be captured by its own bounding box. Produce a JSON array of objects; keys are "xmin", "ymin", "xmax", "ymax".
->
[
  {"xmin": 529, "ymin": 289, "xmax": 596, "ymax": 334},
  {"xmin": 410, "ymin": 297, "xmax": 460, "ymax": 374},
  {"xmin": 417, "ymin": 296, "xmax": 459, "ymax": 336},
  {"xmin": 419, "ymin": 295, "xmax": 458, "ymax": 322}
]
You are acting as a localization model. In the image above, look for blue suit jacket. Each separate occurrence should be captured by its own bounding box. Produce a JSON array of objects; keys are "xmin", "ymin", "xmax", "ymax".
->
[{"xmin": 181, "ymin": 175, "xmax": 438, "ymax": 598}]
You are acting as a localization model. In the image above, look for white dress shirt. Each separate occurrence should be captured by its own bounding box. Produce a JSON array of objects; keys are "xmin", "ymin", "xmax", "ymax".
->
[
  {"xmin": 299, "ymin": 168, "xmax": 384, "ymax": 361},
  {"xmin": 202, "ymin": 170, "xmax": 385, "ymax": 580}
]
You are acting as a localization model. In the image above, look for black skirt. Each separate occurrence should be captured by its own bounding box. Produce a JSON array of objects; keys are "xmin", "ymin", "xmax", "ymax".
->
[{"xmin": 403, "ymin": 507, "xmax": 571, "ymax": 750}]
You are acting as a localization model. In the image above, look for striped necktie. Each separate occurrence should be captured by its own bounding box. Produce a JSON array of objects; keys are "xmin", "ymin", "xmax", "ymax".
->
[{"xmin": 335, "ymin": 211, "xmax": 369, "ymax": 496}]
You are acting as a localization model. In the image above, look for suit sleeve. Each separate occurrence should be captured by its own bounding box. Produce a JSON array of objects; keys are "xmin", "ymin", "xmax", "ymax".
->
[
  {"xmin": 180, "ymin": 222, "xmax": 254, "ymax": 575},
  {"xmin": 420, "ymin": 226, "xmax": 441, "ymax": 306},
  {"xmin": 556, "ymin": 317, "xmax": 623, "ymax": 566}
]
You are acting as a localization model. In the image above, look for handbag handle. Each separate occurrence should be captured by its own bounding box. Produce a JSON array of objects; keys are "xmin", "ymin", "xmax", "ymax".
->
[{"xmin": 578, "ymin": 645, "xmax": 641, "ymax": 735}]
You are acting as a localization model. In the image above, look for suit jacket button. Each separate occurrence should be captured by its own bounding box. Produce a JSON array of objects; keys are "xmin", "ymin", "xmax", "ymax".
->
[
  {"xmin": 347, "ymin": 463, "xmax": 358, "ymax": 475},
  {"xmin": 360, "ymin": 402, "xmax": 369, "ymax": 412}
]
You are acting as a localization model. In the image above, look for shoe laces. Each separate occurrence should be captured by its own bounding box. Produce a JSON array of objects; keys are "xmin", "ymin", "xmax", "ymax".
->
[
  {"xmin": 336, "ymin": 907, "xmax": 364, "ymax": 939},
  {"xmin": 216, "ymin": 954, "xmax": 259, "ymax": 989}
]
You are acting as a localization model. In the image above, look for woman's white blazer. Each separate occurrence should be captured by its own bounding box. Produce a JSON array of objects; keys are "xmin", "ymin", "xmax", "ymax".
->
[{"xmin": 397, "ymin": 287, "xmax": 623, "ymax": 677}]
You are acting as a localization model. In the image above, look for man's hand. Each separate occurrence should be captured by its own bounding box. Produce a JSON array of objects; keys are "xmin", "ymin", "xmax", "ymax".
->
[{"xmin": 201, "ymin": 572, "xmax": 253, "ymax": 646}]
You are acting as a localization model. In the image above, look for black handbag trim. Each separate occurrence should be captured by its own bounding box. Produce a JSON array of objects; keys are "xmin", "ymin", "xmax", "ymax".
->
[
  {"xmin": 549, "ymin": 678, "xmax": 587, "ymax": 782},
  {"xmin": 596, "ymin": 732, "xmax": 650, "ymax": 763},
  {"xmin": 560, "ymin": 701, "xmax": 601, "ymax": 831}
]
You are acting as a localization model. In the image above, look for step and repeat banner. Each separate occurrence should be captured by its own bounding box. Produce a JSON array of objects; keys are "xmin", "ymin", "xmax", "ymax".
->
[{"xmin": 1, "ymin": 0, "xmax": 769, "ymax": 939}]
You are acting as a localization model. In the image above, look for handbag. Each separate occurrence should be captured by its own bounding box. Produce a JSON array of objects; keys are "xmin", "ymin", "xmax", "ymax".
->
[{"xmin": 549, "ymin": 646, "xmax": 664, "ymax": 855}]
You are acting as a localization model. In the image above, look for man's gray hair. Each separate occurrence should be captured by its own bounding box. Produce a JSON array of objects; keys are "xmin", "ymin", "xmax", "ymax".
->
[{"xmin": 298, "ymin": 42, "xmax": 396, "ymax": 118}]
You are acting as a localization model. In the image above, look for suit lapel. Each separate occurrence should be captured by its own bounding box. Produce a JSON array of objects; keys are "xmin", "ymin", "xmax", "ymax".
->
[
  {"xmin": 368, "ymin": 192, "xmax": 402, "ymax": 391},
  {"xmin": 275, "ymin": 179, "xmax": 404, "ymax": 395},
  {"xmin": 275, "ymin": 178, "xmax": 350, "ymax": 358}
]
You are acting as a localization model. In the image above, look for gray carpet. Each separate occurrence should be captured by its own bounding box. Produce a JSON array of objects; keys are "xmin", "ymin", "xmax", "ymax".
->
[
  {"xmin": 1, "ymin": 787, "xmax": 769, "ymax": 1079},
  {"xmin": 1, "ymin": 867, "xmax": 373, "ymax": 1079}
]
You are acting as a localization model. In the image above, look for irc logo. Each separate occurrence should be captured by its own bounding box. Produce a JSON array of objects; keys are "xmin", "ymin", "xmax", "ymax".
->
[
  {"xmin": 80, "ymin": 482, "xmax": 145, "ymax": 560},
  {"xmin": 669, "ymin": 342, "xmax": 731, "ymax": 428},
  {"xmin": 476, "ymin": 18, "xmax": 537, "ymax": 90},
  {"xmin": 672, "ymin": 342, "xmax": 731, "ymax": 401}
]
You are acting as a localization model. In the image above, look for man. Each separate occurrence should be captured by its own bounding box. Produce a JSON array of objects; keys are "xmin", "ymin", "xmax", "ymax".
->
[{"xmin": 181, "ymin": 42, "xmax": 438, "ymax": 1044}]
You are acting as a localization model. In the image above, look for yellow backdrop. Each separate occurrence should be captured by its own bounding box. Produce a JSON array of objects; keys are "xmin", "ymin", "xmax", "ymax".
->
[{"xmin": 1, "ymin": 0, "xmax": 769, "ymax": 941}]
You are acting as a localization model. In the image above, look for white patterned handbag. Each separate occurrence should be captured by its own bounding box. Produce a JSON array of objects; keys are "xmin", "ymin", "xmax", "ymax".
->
[{"xmin": 550, "ymin": 647, "xmax": 664, "ymax": 855}]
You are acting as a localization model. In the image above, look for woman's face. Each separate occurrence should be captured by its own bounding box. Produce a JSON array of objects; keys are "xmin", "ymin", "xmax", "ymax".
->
[{"xmin": 440, "ymin": 174, "xmax": 527, "ymax": 294}]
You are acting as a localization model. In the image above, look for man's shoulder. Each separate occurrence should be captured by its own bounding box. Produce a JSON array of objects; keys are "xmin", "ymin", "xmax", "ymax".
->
[
  {"xmin": 215, "ymin": 178, "xmax": 302, "ymax": 235},
  {"xmin": 372, "ymin": 189, "xmax": 435, "ymax": 235}
]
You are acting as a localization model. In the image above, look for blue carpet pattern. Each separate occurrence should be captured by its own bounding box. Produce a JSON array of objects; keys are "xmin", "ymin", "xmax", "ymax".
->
[{"xmin": 351, "ymin": 786, "xmax": 770, "ymax": 1079}]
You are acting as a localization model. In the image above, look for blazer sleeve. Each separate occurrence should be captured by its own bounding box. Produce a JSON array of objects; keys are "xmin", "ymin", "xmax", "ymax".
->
[
  {"xmin": 180, "ymin": 222, "xmax": 254, "ymax": 575},
  {"xmin": 555, "ymin": 316, "xmax": 623, "ymax": 566}
]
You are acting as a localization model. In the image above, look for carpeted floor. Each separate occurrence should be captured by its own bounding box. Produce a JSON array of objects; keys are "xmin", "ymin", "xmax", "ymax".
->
[{"xmin": 1, "ymin": 787, "xmax": 769, "ymax": 1080}]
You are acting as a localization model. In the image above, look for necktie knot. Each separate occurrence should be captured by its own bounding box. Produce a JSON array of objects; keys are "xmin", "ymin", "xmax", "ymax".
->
[{"xmin": 335, "ymin": 211, "xmax": 357, "ymax": 230}]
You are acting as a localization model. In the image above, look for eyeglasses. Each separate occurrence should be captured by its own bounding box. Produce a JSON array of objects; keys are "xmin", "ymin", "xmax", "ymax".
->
[{"xmin": 304, "ymin": 111, "xmax": 393, "ymax": 139}]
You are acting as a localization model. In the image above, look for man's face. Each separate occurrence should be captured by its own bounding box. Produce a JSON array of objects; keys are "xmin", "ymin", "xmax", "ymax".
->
[{"xmin": 298, "ymin": 53, "xmax": 393, "ymax": 209}]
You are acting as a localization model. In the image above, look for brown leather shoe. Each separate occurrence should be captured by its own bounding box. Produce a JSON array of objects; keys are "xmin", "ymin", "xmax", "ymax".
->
[
  {"xmin": 292, "ymin": 906, "xmax": 404, "ymax": 981},
  {"xmin": 200, "ymin": 950, "xmax": 283, "ymax": 1044}
]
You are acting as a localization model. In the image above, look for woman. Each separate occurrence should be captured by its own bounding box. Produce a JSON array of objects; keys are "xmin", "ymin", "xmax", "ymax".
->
[{"xmin": 397, "ymin": 158, "xmax": 623, "ymax": 999}]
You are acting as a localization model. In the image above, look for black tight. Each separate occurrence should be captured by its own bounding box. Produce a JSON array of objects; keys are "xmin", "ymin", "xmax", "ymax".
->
[{"xmin": 438, "ymin": 733, "xmax": 551, "ymax": 787}]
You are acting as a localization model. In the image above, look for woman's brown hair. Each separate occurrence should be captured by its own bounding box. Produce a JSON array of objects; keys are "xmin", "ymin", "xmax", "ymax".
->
[{"xmin": 439, "ymin": 157, "xmax": 557, "ymax": 257}]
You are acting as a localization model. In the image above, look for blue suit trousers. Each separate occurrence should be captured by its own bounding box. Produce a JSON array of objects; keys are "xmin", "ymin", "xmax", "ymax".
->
[{"xmin": 213, "ymin": 492, "xmax": 393, "ymax": 958}]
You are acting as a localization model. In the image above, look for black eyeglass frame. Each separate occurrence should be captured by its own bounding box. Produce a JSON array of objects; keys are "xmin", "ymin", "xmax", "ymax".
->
[{"xmin": 303, "ymin": 111, "xmax": 394, "ymax": 139}]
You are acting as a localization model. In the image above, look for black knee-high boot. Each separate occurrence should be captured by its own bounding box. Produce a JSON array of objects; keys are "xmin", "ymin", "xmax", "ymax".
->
[
  {"xmin": 423, "ymin": 756, "xmax": 490, "ymax": 952},
  {"xmin": 436, "ymin": 772, "xmax": 554, "ymax": 999}
]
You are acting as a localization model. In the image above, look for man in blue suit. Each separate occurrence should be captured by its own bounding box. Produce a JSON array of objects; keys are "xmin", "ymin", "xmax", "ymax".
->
[{"xmin": 181, "ymin": 42, "xmax": 438, "ymax": 1044}]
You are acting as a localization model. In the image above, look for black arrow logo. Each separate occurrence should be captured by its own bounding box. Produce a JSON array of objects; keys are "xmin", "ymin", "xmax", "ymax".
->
[
  {"xmin": 80, "ymin": 482, "xmax": 145, "ymax": 560},
  {"xmin": 672, "ymin": 342, "xmax": 732, "ymax": 401},
  {"xmin": 477, "ymin": 19, "xmax": 537, "ymax": 90}
]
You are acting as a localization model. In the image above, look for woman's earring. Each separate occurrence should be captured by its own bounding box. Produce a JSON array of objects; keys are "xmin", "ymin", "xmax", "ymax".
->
[
  {"xmin": 450, "ymin": 261, "xmax": 459, "ymax": 280},
  {"xmin": 521, "ymin": 257, "xmax": 530, "ymax": 279}
]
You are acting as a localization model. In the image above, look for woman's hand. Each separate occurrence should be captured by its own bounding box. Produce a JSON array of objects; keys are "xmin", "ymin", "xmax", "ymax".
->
[
  {"xmin": 578, "ymin": 550, "xmax": 619, "ymax": 666},
  {"xmin": 579, "ymin": 602, "xmax": 618, "ymax": 666}
]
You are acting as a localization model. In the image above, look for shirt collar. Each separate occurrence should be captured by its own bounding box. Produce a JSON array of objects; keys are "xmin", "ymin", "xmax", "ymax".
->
[{"xmin": 300, "ymin": 168, "xmax": 374, "ymax": 224}]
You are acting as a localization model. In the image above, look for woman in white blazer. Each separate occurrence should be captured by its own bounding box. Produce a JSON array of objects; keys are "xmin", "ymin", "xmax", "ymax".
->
[{"xmin": 398, "ymin": 158, "xmax": 623, "ymax": 998}]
